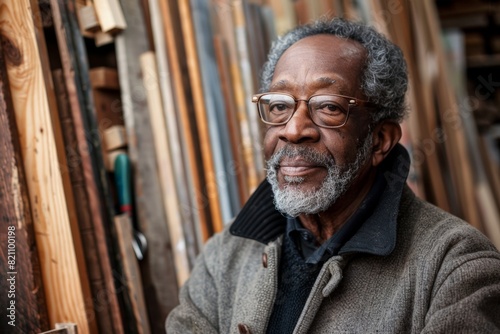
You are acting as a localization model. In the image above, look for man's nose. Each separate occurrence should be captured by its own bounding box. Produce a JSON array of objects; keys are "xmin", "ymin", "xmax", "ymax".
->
[{"xmin": 279, "ymin": 102, "xmax": 320, "ymax": 144}]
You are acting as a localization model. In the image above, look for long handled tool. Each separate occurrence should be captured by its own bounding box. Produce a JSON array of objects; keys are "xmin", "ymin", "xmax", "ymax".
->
[{"xmin": 114, "ymin": 153, "xmax": 147, "ymax": 260}]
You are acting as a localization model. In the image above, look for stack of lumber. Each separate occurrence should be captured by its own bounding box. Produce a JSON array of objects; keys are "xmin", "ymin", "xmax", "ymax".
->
[{"xmin": 0, "ymin": 0, "xmax": 276, "ymax": 332}]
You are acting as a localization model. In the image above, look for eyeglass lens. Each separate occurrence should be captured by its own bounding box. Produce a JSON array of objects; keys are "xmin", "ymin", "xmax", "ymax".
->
[{"xmin": 258, "ymin": 93, "xmax": 349, "ymax": 127}]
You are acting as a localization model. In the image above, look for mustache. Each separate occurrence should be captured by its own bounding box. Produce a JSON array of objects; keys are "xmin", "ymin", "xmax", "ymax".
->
[{"xmin": 266, "ymin": 146, "xmax": 336, "ymax": 170}]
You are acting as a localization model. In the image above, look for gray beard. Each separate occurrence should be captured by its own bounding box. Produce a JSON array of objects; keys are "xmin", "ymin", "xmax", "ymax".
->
[{"xmin": 266, "ymin": 135, "xmax": 373, "ymax": 217}]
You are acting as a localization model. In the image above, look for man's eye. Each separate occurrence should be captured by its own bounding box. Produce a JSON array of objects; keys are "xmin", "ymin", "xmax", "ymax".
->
[
  {"xmin": 317, "ymin": 102, "xmax": 343, "ymax": 114},
  {"xmin": 269, "ymin": 103, "xmax": 289, "ymax": 113}
]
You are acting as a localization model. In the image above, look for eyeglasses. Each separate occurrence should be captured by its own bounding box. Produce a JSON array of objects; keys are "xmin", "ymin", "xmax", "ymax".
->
[{"xmin": 252, "ymin": 92, "xmax": 374, "ymax": 128}]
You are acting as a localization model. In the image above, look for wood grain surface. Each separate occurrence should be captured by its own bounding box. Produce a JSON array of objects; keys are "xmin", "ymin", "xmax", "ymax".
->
[
  {"xmin": 158, "ymin": 0, "xmax": 213, "ymax": 242},
  {"xmin": 0, "ymin": 0, "xmax": 90, "ymax": 331},
  {"xmin": 140, "ymin": 51, "xmax": 191, "ymax": 286},
  {"xmin": 116, "ymin": 0, "xmax": 183, "ymax": 330},
  {"xmin": 49, "ymin": 0, "xmax": 125, "ymax": 332},
  {"xmin": 0, "ymin": 33, "xmax": 50, "ymax": 334}
]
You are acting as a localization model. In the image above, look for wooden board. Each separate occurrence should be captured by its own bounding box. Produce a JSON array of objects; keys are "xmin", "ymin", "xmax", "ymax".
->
[
  {"xmin": 114, "ymin": 214, "xmax": 151, "ymax": 334},
  {"xmin": 189, "ymin": 0, "xmax": 241, "ymax": 223},
  {"xmin": 52, "ymin": 69, "xmax": 117, "ymax": 333},
  {"xmin": 0, "ymin": 0, "xmax": 90, "ymax": 331},
  {"xmin": 158, "ymin": 0, "xmax": 213, "ymax": 242},
  {"xmin": 213, "ymin": 35, "xmax": 249, "ymax": 206},
  {"xmin": 93, "ymin": 0, "xmax": 126, "ymax": 34},
  {"xmin": 0, "ymin": 35, "xmax": 49, "ymax": 334},
  {"xmin": 148, "ymin": 0, "xmax": 199, "ymax": 268},
  {"xmin": 233, "ymin": 0, "xmax": 266, "ymax": 188},
  {"xmin": 178, "ymin": 0, "xmax": 225, "ymax": 232},
  {"xmin": 115, "ymin": 0, "xmax": 183, "ymax": 330},
  {"xmin": 30, "ymin": 3, "xmax": 98, "ymax": 331},
  {"xmin": 49, "ymin": 0, "xmax": 125, "ymax": 332},
  {"xmin": 211, "ymin": 0, "xmax": 260, "ymax": 196},
  {"xmin": 140, "ymin": 51, "xmax": 191, "ymax": 286}
]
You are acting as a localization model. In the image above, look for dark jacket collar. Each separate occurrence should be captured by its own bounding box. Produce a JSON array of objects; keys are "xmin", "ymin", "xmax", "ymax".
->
[{"xmin": 229, "ymin": 144, "xmax": 410, "ymax": 256}]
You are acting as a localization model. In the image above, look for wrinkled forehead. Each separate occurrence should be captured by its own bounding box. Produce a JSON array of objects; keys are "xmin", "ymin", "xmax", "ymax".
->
[{"xmin": 271, "ymin": 34, "xmax": 368, "ymax": 97}]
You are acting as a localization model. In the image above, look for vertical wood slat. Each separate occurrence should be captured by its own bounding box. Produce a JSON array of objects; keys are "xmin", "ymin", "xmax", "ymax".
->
[
  {"xmin": 0, "ymin": 33, "xmax": 50, "ymax": 334},
  {"xmin": 116, "ymin": 0, "xmax": 187, "ymax": 330},
  {"xmin": 148, "ymin": 0, "xmax": 200, "ymax": 266},
  {"xmin": 29, "ymin": 2, "xmax": 98, "ymax": 332},
  {"xmin": 140, "ymin": 51, "xmax": 191, "ymax": 287},
  {"xmin": 113, "ymin": 214, "xmax": 151, "ymax": 334},
  {"xmin": 49, "ymin": 0, "xmax": 125, "ymax": 332},
  {"xmin": 0, "ymin": 0, "xmax": 90, "ymax": 332},
  {"xmin": 178, "ymin": 0, "xmax": 225, "ymax": 232},
  {"xmin": 158, "ymin": 0, "xmax": 213, "ymax": 242},
  {"xmin": 210, "ymin": 1, "xmax": 259, "ymax": 198}
]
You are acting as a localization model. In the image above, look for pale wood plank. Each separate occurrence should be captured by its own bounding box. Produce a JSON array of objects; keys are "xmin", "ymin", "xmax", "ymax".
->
[
  {"xmin": 93, "ymin": 0, "xmax": 126, "ymax": 34},
  {"xmin": 140, "ymin": 51, "xmax": 191, "ymax": 286},
  {"xmin": 0, "ymin": 0, "xmax": 90, "ymax": 331},
  {"xmin": 0, "ymin": 34, "xmax": 49, "ymax": 334}
]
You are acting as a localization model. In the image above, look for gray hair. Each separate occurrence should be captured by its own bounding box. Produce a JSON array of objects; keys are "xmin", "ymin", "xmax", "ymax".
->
[{"xmin": 260, "ymin": 18, "xmax": 408, "ymax": 123}]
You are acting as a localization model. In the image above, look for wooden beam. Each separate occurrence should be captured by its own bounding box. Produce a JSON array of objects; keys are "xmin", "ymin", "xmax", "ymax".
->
[
  {"xmin": 49, "ymin": 0, "xmax": 125, "ymax": 332},
  {"xmin": 93, "ymin": 0, "xmax": 126, "ymax": 34},
  {"xmin": 115, "ymin": 0, "xmax": 183, "ymax": 330},
  {"xmin": 114, "ymin": 214, "xmax": 151, "ymax": 334},
  {"xmin": 30, "ymin": 1, "xmax": 97, "ymax": 331},
  {"xmin": 89, "ymin": 67, "xmax": 120, "ymax": 89},
  {"xmin": 140, "ymin": 51, "xmax": 191, "ymax": 286},
  {"xmin": 0, "ymin": 0, "xmax": 90, "ymax": 331},
  {"xmin": 158, "ymin": 0, "xmax": 213, "ymax": 241},
  {"xmin": 0, "ymin": 32, "xmax": 49, "ymax": 334}
]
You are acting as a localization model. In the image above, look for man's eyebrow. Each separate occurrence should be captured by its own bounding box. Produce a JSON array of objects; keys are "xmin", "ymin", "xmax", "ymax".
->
[
  {"xmin": 268, "ymin": 80, "xmax": 289, "ymax": 91},
  {"xmin": 269, "ymin": 78, "xmax": 338, "ymax": 91},
  {"xmin": 316, "ymin": 77, "xmax": 337, "ymax": 86}
]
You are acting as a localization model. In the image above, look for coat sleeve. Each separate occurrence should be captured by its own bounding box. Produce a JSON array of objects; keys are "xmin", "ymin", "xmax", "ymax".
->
[
  {"xmin": 422, "ymin": 233, "xmax": 500, "ymax": 333},
  {"xmin": 166, "ymin": 234, "xmax": 222, "ymax": 334}
]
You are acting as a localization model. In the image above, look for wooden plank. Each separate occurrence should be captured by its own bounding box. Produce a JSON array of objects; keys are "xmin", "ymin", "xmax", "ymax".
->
[
  {"xmin": 189, "ymin": 0, "xmax": 241, "ymax": 223},
  {"xmin": 0, "ymin": 34, "xmax": 49, "ymax": 334},
  {"xmin": 0, "ymin": 0, "xmax": 90, "ymax": 331},
  {"xmin": 177, "ymin": 0, "xmax": 225, "ymax": 232},
  {"xmin": 402, "ymin": 0, "xmax": 452, "ymax": 211},
  {"xmin": 148, "ymin": 0, "xmax": 199, "ymax": 267},
  {"xmin": 140, "ymin": 51, "xmax": 191, "ymax": 285},
  {"xmin": 93, "ymin": 0, "xmax": 126, "ymax": 34},
  {"xmin": 233, "ymin": 0, "xmax": 266, "ymax": 188},
  {"xmin": 116, "ymin": 0, "xmax": 184, "ymax": 330},
  {"xmin": 49, "ymin": 0, "xmax": 125, "ymax": 332},
  {"xmin": 89, "ymin": 66, "xmax": 120, "ymax": 89},
  {"xmin": 114, "ymin": 214, "xmax": 151, "ymax": 334},
  {"xmin": 211, "ymin": 0, "xmax": 259, "ymax": 198},
  {"xmin": 158, "ymin": 0, "xmax": 213, "ymax": 242},
  {"xmin": 419, "ymin": 0, "xmax": 481, "ymax": 228},
  {"xmin": 30, "ymin": 3, "xmax": 97, "ymax": 331},
  {"xmin": 52, "ymin": 69, "xmax": 119, "ymax": 333},
  {"xmin": 213, "ymin": 35, "xmax": 249, "ymax": 207}
]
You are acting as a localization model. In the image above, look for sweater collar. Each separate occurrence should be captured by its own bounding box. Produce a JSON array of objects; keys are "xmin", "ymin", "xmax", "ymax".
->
[{"xmin": 229, "ymin": 144, "xmax": 410, "ymax": 257}]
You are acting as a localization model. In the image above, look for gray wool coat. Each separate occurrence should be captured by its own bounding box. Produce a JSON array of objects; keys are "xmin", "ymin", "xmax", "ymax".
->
[{"xmin": 166, "ymin": 185, "xmax": 500, "ymax": 334}]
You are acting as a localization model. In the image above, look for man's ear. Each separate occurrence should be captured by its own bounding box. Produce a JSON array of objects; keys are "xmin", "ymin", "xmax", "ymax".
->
[{"xmin": 370, "ymin": 120, "xmax": 402, "ymax": 167}]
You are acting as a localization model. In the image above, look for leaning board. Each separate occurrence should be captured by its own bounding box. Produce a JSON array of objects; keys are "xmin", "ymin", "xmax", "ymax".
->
[{"xmin": 0, "ymin": 0, "xmax": 90, "ymax": 331}]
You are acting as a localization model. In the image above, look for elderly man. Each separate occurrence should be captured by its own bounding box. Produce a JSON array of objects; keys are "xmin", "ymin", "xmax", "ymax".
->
[{"xmin": 167, "ymin": 19, "xmax": 500, "ymax": 333}]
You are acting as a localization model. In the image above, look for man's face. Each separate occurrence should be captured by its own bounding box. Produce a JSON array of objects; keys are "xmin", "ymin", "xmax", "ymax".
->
[{"xmin": 264, "ymin": 34, "xmax": 374, "ymax": 216}]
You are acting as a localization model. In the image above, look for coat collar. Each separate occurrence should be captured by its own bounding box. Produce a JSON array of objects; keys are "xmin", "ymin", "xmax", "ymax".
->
[{"xmin": 229, "ymin": 144, "xmax": 410, "ymax": 257}]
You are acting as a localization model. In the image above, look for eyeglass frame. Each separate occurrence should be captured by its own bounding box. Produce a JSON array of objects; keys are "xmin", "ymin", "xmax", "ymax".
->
[{"xmin": 252, "ymin": 92, "xmax": 376, "ymax": 129}]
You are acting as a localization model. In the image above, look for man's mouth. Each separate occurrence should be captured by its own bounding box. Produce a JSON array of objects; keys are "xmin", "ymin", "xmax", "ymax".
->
[{"xmin": 278, "ymin": 158, "xmax": 323, "ymax": 177}]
